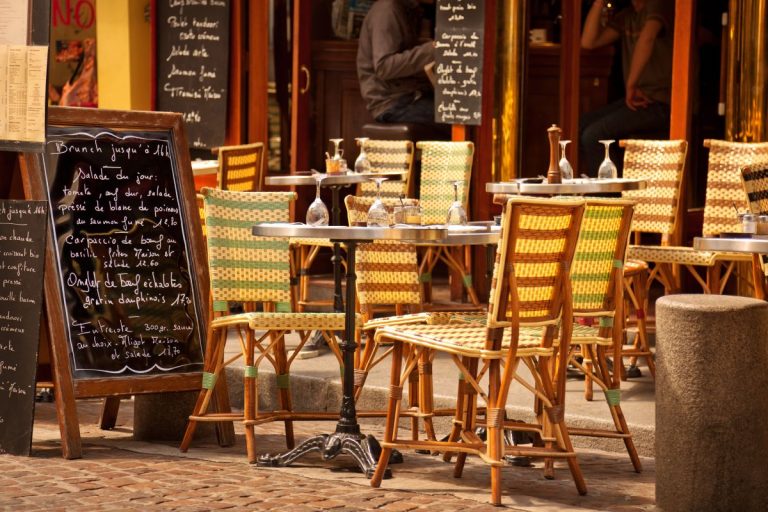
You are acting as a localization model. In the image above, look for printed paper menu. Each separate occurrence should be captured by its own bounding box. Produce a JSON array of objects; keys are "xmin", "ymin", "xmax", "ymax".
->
[{"xmin": 0, "ymin": 45, "xmax": 48, "ymax": 143}]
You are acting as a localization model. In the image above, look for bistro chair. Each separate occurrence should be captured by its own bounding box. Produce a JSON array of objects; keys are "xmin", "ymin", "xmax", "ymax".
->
[
  {"xmin": 628, "ymin": 140, "xmax": 768, "ymax": 295},
  {"xmin": 214, "ymin": 142, "xmax": 266, "ymax": 191},
  {"xmin": 561, "ymin": 199, "xmax": 642, "ymax": 471},
  {"xmin": 416, "ymin": 141, "xmax": 479, "ymax": 307},
  {"xmin": 739, "ymin": 162, "xmax": 768, "ymax": 296},
  {"xmin": 619, "ymin": 139, "xmax": 688, "ymax": 379},
  {"xmin": 370, "ymin": 197, "xmax": 587, "ymax": 506},
  {"xmin": 180, "ymin": 188, "xmax": 347, "ymax": 463},
  {"xmin": 355, "ymin": 139, "xmax": 415, "ymax": 198},
  {"xmin": 296, "ymin": 139, "xmax": 415, "ymax": 314}
]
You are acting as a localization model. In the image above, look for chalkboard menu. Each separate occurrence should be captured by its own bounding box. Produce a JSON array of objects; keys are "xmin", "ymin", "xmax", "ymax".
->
[
  {"xmin": 155, "ymin": 1, "xmax": 231, "ymax": 150},
  {"xmin": 434, "ymin": 0, "xmax": 485, "ymax": 125},
  {"xmin": 0, "ymin": 200, "xmax": 47, "ymax": 456},
  {"xmin": 43, "ymin": 127, "xmax": 205, "ymax": 379}
]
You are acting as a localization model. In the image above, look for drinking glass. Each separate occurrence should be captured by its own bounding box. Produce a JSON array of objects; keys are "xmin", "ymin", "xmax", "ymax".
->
[
  {"xmin": 366, "ymin": 177, "xmax": 390, "ymax": 227},
  {"xmin": 597, "ymin": 139, "xmax": 618, "ymax": 179},
  {"xmin": 354, "ymin": 137, "xmax": 371, "ymax": 173},
  {"xmin": 329, "ymin": 138, "xmax": 344, "ymax": 160},
  {"xmin": 445, "ymin": 181, "xmax": 468, "ymax": 225},
  {"xmin": 559, "ymin": 139, "xmax": 574, "ymax": 180},
  {"xmin": 306, "ymin": 173, "xmax": 330, "ymax": 226}
]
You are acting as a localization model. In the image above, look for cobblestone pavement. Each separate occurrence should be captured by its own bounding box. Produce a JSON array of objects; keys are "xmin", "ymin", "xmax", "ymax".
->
[{"xmin": 0, "ymin": 400, "xmax": 655, "ymax": 511}]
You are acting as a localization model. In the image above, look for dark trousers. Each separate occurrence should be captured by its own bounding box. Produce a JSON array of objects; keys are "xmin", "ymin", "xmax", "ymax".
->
[{"xmin": 579, "ymin": 99, "xmax": 670, "ymax": 177}]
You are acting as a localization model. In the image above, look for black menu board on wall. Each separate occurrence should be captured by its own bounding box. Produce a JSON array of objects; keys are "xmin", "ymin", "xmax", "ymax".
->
[
  {"xmin": 43, "ymin": 127, "xmax": 205, "ymax": 379},
  {"xmin": 434, "ymin": 0, "xmax": 485, "ymax": 125},
  {"xmin": 155, "ymin": 1, "xmax": 231, "ymax": 150},
  {"xmin": 0, "ymin": 200, "xmax": 47, "ymax": 456}
]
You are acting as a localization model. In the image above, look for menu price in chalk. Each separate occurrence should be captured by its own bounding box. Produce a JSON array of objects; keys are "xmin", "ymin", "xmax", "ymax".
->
[
  {"xmin": 0, "ymin": 200, "xmax": 47, "ymax": 456},
  {"xmin": 155, "ymin": 1, "xmax": 230, "ymax": 149},
  {"xmin": 46, "ymin": 130, "xmax": 204, "ymax": 378},
  {"xmin": 434, "ymin": 0, "xmax": 485, "ymax": 126}
]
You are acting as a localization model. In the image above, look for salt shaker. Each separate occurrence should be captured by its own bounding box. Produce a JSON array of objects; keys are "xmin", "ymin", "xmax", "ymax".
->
[{"xmin": 741, "ymin": 213, "xmax": 757, "ymax": 234}]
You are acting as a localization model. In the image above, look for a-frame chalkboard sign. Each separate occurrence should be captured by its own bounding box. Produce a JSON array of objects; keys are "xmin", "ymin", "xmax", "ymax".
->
[{"xmin": 19, "ymin": 107, "xmax": 211, "ymax": 458}]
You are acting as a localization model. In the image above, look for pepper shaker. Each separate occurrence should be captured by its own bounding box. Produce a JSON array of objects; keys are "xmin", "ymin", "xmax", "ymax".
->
[{"xmin": 546, "ymin": 124, "xmax": 562, "ymax": 184}]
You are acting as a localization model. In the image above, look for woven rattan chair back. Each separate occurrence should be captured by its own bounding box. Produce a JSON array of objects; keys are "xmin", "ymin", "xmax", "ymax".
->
[
  {"xmin": 620, "ymin": 139, "xmax": 687, "ymax": 237},
  {"xmin": 703, "ymin": 140, "xmax": 768, "ymax": 236},
  {"xmin": 344, "ymin": 195, "xmax": 422, "ymax": 307},
  {"xmin": 202, "ymin": 187, "xmax": 295, "ymax": 311},
  {"xmin": 216, "ymin": 143, "xmax": 266, "ymax": 192},
  {"xmin": 741, "ymin": 163, "xmax": 768, "ymax": 215},
  {"xmin": 343, "ymin": 194, "xmax": 419, "ymax": 226},
  {"xmin": 487, "ymin": 197, "xmax": 585, "ymax": 328},
  {"xmin": 356, "ymin": 140, "xmax": 414, "ymax": 198},
  {"xmin": 571, "ymin": 200, "xmax": 635, "ymax": 313},
  {"xmin": 416, "ymin": 141, "xmax": 474, "ymax": 225}
]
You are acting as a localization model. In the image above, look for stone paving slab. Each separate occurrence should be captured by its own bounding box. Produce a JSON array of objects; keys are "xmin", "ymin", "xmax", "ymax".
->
[{"xmin": 3, "ymin": 399, "xmax": 655, "ymax": 511}]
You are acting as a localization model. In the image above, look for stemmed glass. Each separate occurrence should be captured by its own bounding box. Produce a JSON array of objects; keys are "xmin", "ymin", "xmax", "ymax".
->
[
  {"xmin": 306, "ymin": 172, "xmax": 330, "ymax": 226},
  {"xmin": 354, "ymin": 137, "xmax": 371, "ymax": 173},
  {"xmin": 597, "ymin": 139, "xmax": 618, "ymax": 179},
  {"xmin": 366, "ymin": 176, "xmax": 390, "ymax": 227},
  {"xmin": 446, "ymin": 181, "xmax": 468, "ymax": 225},
  {"xmin": 559, "ymin": 139, "xmax": 574, "ymax": 180},
  {"xmin": 330, "ymin": 138, "xmax": 344, "ymax": 160}
]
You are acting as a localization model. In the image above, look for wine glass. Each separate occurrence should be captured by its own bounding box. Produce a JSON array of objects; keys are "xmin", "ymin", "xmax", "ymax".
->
[
  {"xmin": 559, "ymin": 139, "xmax": 574, "ymax": 180},
  {"xmin": 354, "ymin": 137, "xmax": 371, "ymax": 173},
  {"xmin": 306, "ymin": 173, "xmax": 330, "ymax": 226},
  {"xmin": 366, "ymin": 177, "xmax": 390, "ymax": 227},
  {"xmin": 597, "ymin": 139, "xmax": 618, "ymax": 179},
  {"xmin": 329, "ymin": 138, "xmax": 344, "ymax": 160},
  {"xmin": 445, "ymin": 181, "xmax": 468, "ymax": 225}
]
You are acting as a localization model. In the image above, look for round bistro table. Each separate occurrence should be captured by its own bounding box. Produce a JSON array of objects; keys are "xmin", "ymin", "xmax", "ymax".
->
[
  {"xmin": 694, "ymin": 235, "xmax": 768, "ymax": 299},
  {"xmin": 252, "ymin": 223, "xmax": 448, "ymax": 477},
  {"xmin": 485, "ymin": 177, "xmax": 647, "ymax": 195}
]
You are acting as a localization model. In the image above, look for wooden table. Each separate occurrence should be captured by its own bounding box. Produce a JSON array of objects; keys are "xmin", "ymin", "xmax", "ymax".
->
[
  {"xmin": 486, "ymin": 178, "xmax": 647, "ymax": 195},
  {"xmin": 694, "ymin": 236, "xmax": 768, "ymax": 299}
]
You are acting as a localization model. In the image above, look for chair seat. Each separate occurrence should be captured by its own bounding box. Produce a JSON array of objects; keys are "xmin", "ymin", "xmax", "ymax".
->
[
  {"xmin": 375, "ymin": 323, "xmax": 552, "ymax": 359},
  {"xmin": 627, "ymin": 245, "xmax": 751, "ymax": 266},
  {"xmin": 571, "ymin": 323, "xmax": 613, "ymax": 346},
  {"xmin": 236, "ymin": 311, "xmax": 350, "ymax": 331},
  {"xmin": 292, "ymin": 237, "xmax": 335, "ymax": 248},
  {"xmin": 623, "ymin": 258, "xmax": 648, "ymax": 277}
]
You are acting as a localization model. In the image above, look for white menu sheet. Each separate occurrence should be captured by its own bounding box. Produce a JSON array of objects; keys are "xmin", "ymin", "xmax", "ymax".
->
[{"xmin": 0, "ymin": 1, "xmax": 29, "ymax": 45}]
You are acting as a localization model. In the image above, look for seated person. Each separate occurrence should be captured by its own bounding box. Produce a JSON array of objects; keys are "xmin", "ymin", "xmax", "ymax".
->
[
  {"xmin": 357, "ymin": 0, "xmax": 442, "ymax": 127},
  {"xmin": 580, "ymin": 0, "xmax": 674, "ymax": 176}
]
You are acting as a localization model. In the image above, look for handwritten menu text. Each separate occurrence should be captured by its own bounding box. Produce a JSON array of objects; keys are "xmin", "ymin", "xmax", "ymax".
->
[
  {"xmin": 0, "ymin": 200, "xmax": 47, "ymax": 455},
  {"xmin": 434, "ymin": 1, "xmax": 485, "ymax": 125},
  {"xmin": 46, "ymin": 130, "xmax": 204, "ymax": 378},
  {"xmin": 155, "ymin": 1, "xmax": 230, "ymax": 149}
]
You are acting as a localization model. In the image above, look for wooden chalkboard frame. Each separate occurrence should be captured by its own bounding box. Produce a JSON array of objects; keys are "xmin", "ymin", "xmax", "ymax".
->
[{"xmin": 20, "ymin": 107, "xmax": 210, "ymax": 458}]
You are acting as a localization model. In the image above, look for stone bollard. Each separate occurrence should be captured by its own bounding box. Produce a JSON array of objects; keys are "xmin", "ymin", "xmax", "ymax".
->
[
  {"xmin": 655, "ymin": 294, "xmax": 768, "ymax": 512},
  {"xmin": 133, "ymin": 391, "xmax": 215, "ymax": 442}
]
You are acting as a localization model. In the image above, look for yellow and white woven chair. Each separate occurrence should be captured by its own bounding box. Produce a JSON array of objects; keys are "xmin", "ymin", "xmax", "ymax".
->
[
  {"xmin": 628, "ymin": 139, "xmax": 768, "ymax": 295},
  {"xmin": 180, "ymin": 188, "xmax": 348, "ymax": 464},
  {"xmin": 370, "ymin": 197, "xmax": 587, "ymax": 506},
  {"xmin": 416, "ymin": 141, "xmax": 479, "ymax": 307},
  {"xmin": 355, "ymin": 139, "xmax": 415, "ymax": 198},
  {"xmin": 619, "ymin": 139, "xmax": 688, "ymax": 379},
  {"xmin": 214, "ymin": 142, "xmax": 266, "ymax": 191},
  {"xmin": 561, "ymin": 199, "xmax": 641, "ymax": 471},
  {"xmin": 740, "ymin": 162, "xmax": 768, "ymax": 298}
]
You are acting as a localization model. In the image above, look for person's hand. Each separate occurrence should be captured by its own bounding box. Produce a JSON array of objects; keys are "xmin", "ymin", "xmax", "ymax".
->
[{"xmin": 626, "ymin": 85, "xmax": 652, "ymax": 110}]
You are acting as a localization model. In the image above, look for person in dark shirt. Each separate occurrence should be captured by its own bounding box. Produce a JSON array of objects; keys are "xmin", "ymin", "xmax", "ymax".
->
[
  {"xmin": 580, "ymin": 0, "xmax": 674, "ymax": 176},
  {"xmin": 357, "ymin": 0, "xmax": 438, "ymax": 124}
]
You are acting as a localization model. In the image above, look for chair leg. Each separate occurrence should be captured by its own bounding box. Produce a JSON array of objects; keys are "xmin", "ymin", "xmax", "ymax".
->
[
  {"xmin": 274, "ymin": 332, "xmax": 295, "ymax": 449},
  {"xmin": 244, "ymin": 329, "xmax": 258, "ymax": 463},
  {"xmin": 451, "ymin": 357, "xmax": 478, "ymax": 472},
  {"xmin": 418, "ymin": 354, "xmax": 438, "ymax": 443},
  {"xmin": 596, "ymin": 346, "xmax": 642, "ymax": 472},
  {"xmin": 582, "ymin": 344, "xmax": 594, "ymax": 401},
  {"xmin": 371, "ymin": 340, "xmax": 404, "ymax": 488},
  {"xmin": 180, "ymin": 327, "xmax": 227, "ymax": 452}
]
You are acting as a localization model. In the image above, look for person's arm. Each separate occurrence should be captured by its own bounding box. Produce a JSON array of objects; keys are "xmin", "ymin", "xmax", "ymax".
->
[
  {"xmin": 581, "ymin": 0, "xmax": 620, "ymax": 49},
  {"xmin": 369, "ymin": 10, "xmax": 434, "ymax": 80},
  {"xmin": 625, "ymin": 18, "xmax": 663, "ymax": 110}
]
